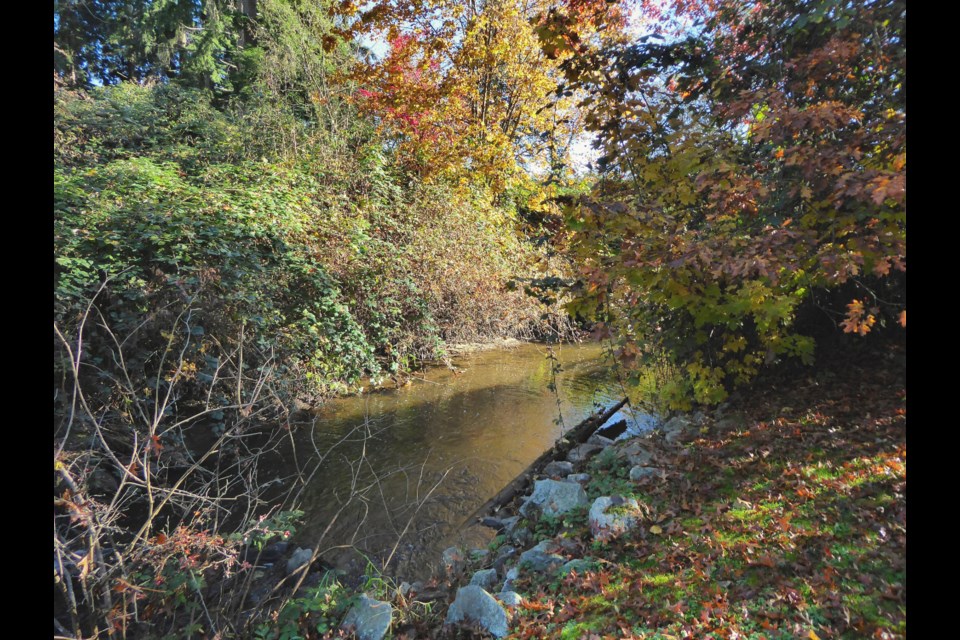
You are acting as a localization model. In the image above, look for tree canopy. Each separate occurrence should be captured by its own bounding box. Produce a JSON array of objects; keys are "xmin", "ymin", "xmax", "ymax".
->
[{"xmin": 547, "ymin": 0, "xmax": 905, "ymax": 405}]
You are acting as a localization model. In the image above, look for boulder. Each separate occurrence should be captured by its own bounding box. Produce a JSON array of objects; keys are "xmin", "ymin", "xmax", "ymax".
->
[
  {"xmin": 498, "ymin": 591, "xmax": 523, "ymax": 607},
  {"xmin": 542, "ymin": 460, "xmax": 574, "ymax": 479},
  {"xmin": 589, "ymin": 496, "xmax": 642, "ymax": 542},
  {"xmin": 518, "ymin": 479, "xmax": 588, "ymax": 519},
  {"xmin": 341, "ymin": 595, "xmax": 393, "ymax": 640},
  {"xmin": 445, "ymin": 586, "xmax": 510, "ymax": 638},
  {"xmin": 501, "ymin": 566, "xmax": 520, "ymax": 593}
]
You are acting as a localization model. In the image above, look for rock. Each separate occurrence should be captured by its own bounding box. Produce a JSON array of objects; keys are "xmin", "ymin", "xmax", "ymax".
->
[
  {"xmin": 440, "ymin": 546, "xmax": 465, "ymax": 577},
  {"xmin": 492, "ymin": 546, "xmax": 517, "ymax": 573},
  {"xmin": 518, "ymin": 540, "xmax": 565, "ymax": 573},
  {"xmin": 589, "ymin": 496, "xmax": 642, "ymax": 542},
  {"xmin": 542, "ymin": 460, "xmax": 574, "ymax": 479},
  {"xmin": 341, "ymin": 594, "xmax": 393, "ymax": 640},
  {"xmin": 286, "ymin": 547, "xmax": 314, "ymax": 575},
  {"xmin": 560, "ymin": 558, "xmax": 594, "ymax": 575},
  {"xmin": 616, "ymin": 440, "xmax": 654, "ymax": 466},
  {"xmin": 87, "ymin": 467, "xmax": 119, "ymax": 495},
  {"xmin": 501, "ymin": 566, "xmax": 520, "ymax": 592},
  {"xmin": 498, "ymin": 591, "xmax": 523, "ymax": 607},
  {"xmin": 565, "ymin": 473, "xmax": 591, "ymax": 484},
  {"xmin": 510, "ymin": 525, "xmax": 533, "ymax": 548},
  {"xmin": 566, "ymin": 442, "xmax": 605, "ymax": 463},
  {"xmin": 629, "ymin": 466, "xmax": 660, "ymax": 481},
  {"xmin": 399, "ymin": 581, "xmax": 411, "ymax": 596},
  {"xmin": 662, "ymin": 416, "xmax": 693, "ymax": 443},
  {"xmin": 499, "ymin": 515, "xmax": 520, "ymax": 535},
  {"xmin": 587, "ymin": 433, "xmax": 615, "ymax": 447},
  {"xmin": 445, "ymin": 586, "xmax": 510, "ymax": 638},
  {"xmin": 470, "ymin": 568, "xmax": 499, "ymax": 591},
  {"xmin": 469, "ymin": 548, "xmax": 491, "ymax": 563},
  {"xmin": 518, "ymin": 479, "xmax": 589, "ymax": 518},
  {"xmin": 481, "ymin": 517, "xmax": 507, "ymax": 532}
]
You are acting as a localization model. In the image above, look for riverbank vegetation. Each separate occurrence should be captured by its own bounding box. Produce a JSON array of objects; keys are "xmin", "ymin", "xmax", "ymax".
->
[{"xmin": 54, "ymin": 0, "xmax": 904, "ymax": 637}]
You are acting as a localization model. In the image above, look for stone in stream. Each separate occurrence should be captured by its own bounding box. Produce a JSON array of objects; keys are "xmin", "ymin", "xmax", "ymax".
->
[
  {"xmin": 589, "ymin": 496, "xmax": 642, "ymax": 542},
  {"xmin": 542, "ymin": 460, "xmax": 574, "ymax": 479},
  {"xmin": 518, "ymin": 479, "xmax": 588, "ymax": 519},
  {"xmin": 341, "ymin": 594, "xmax": 393, "ymax": 640},
  {"xmin": 445, "ymin": 585, "xmax": 511, "ymax": 638}
]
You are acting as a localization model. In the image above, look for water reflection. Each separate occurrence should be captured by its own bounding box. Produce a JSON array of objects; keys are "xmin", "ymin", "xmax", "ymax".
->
[{"xmin": 284, "ymin": 342, "xmax": 646, "ymax": 580}]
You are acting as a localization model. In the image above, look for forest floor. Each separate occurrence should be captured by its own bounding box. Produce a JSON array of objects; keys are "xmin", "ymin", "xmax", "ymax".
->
[{"xmin": 420, "ymin": 340, "xmax": 906, "ymax": 639}]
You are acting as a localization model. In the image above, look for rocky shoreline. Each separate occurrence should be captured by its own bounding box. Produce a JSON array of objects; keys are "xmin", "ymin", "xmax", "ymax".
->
[{"xmin": 328, "ymin": 402, "xmax": 730, "ymax": 638}]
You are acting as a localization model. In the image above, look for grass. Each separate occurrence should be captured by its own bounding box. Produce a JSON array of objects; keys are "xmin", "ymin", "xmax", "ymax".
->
[{"xmin": 502, "ymin": 347, "xmax": 905, "ymax": 639}]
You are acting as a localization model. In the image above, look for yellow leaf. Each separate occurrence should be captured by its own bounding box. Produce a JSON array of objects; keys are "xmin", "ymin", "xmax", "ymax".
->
[
  {"xmin": 808, "ymin": 631, "xmax": 821, "ymax": 640},
  {"xmin": 650, "ymin": 525, "xmax": 663, "ymax": 535}
]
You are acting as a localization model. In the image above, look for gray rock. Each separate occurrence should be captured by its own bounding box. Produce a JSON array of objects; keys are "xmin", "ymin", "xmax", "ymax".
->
[
  {"xmin": 498, "ymin": 591, "xmax": 523, "ymax": 607},
  {"xmin": 616, "ymin": 440, "xmax": 654, "ymax": 466},
  {"xmin": 341, "ymin": 594, "xmax": 393, "ymax": 640},
  {"xmin": 501, "ymin": 566, "xmax": 520, "ymax": 593},
  {"xmin": 589, "ymin": 496, "xmax": 642, "ymax": 542},
  {"xmin": 519, "ymin": 540, "xmax": 565, "ymax": 572},
  {"xmin": 440, "ymin": 546, "xmax": 465, "ymax": 577},
  {"xmin": 566, "ymin": 442, "xmax": 605, "ymax": 463},
  {"xmin": 469, "ymin": 548, "xmax": 491, "ymax": 563},
  {"xmin": 542, "ymin": 460, "xmax": 574, "ymax": 478},
  {"xmin": 518, "ymin": 479, "xmax": 589, "ymax": 518},
  {"xmin": 560, "ymin": 558, "xmax": 594, "ymax": 575},
  {"xmin": 565, "ymin": 473, "xmax": 591, "ymax": 484},
  {"xmin": 445, "ymin": 585, "xmax": 510, "ymax": 638},
  {"xmin": 629, "ymin": 466, "xmax": 660, "ymax": 481},
  {"xmin": 587, "ymin": 434, "xmax": 615, "ymax": 447},
  {"xmin": 510, "ymin": 525, "xmax": 533, "ymax": 548},
  {"xmin": 492, "ymin": 546, "xmax": 517, "ymax": 573},
  {"xmin": 499, "ymin": 515, "xmax": 520, "ymax": 535},
  {"xmin": 470, "ymin": 568, "xmax": 499, "ymax": 591},
  {"xmin": 286, "ymin": 547, "xmax": 314, "ymax": 575},
  {"xmin": 662, "ymin": 415, "xmax": 693, "ymax": 436},
  {"xmin": 399, "ymin": 581, "xmax": 411, "ymax": 596}
]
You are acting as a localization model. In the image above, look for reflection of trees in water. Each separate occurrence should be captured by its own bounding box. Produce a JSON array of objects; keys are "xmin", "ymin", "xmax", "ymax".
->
[{"xmin": 281, "ymin": 344, "xmax": 626, "ymax": 580}]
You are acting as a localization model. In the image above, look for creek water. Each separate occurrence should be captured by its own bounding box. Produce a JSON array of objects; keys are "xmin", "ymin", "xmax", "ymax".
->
[{"xmin": 279, "ymin": 341, "xmax": 652, "ymax": 582}]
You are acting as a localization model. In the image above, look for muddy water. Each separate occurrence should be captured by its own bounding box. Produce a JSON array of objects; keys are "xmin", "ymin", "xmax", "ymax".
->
[{"xmin": 284, "ymin": 342, "xmax": 651, "ymax": 581}]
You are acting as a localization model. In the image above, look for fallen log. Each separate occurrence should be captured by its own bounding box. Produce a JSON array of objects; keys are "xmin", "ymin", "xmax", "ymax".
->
[{"xmin": 462, "ymin": 397, "xmax": 629, "ymax": 528}]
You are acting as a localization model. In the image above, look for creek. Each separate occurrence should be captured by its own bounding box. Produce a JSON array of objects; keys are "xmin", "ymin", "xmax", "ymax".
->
[{"xmin": 278, "ymin": 341, "xmax": 653, "ymax": 581}]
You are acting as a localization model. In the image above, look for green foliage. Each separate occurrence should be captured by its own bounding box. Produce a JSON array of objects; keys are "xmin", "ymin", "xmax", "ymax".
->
[
  {"xmin": 549, "ymin": 0, "xmax": 905, "ymax": 406},
  {"xmin": 254, "ymin": 571, "xmax": 354, "ymax": 640}
]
